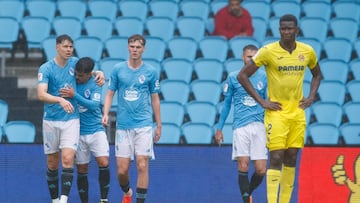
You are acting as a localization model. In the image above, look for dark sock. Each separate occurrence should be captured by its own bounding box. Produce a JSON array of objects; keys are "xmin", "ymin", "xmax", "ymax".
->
[
  {"xmin": 77, "ymin": 173, "xmax": 88, "ymax": 203},
  {"xmin": 136, "ymin": 188, "xmax": 147, "ymax": 203},
  {"xmin": 46, "ymin": 168, "xmax": 59, "ymax": 199},
  {"xmin": 99, "ymin": 166, "xmax": 110, "ymax": 199},
  {"xmin": 238, "ymin": 171, "xmax": 250, "ymax": 200},
  {"xmin": 120, "ymin": 181, "xmax": 130, "ymax": 193},
  {"xmin": 61, "ymin": 167, "xmax": 74, "ymax": 196},
  {"xmin": 249, "ymin": 172, "xmax": 265, "ymax": 194}
]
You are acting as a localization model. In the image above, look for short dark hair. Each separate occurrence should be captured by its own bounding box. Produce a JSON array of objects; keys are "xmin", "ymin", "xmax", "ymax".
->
[
  {"xmin": 56, "ymin": 34, "xmax": 73, "ymax": 45},
  {"xmin": 243, "ymin": 44, "xmax": 258, "ymax": 52},
  {"xmin": 76, "ymin": 57, "xmax": 94, "ymax": 73},
  {"xmin": 128, "ymin": 34, "xmax": 146, "ymax": 46},
  {"xmin": 279, "ymin": 14, "xmax": 298, "ymax": 26}
]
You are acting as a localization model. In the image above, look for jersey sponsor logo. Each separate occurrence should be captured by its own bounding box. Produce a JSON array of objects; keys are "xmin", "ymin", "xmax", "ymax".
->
[
  {"xmin": 139, "ymin": 74, "xmax": 145, "ymax": 84},
  {"xmin": 38, "ymin": 73, "xmax": 43, "ymax": 81},
  {"xmin": 241, "ymin": 95, "xmax": 257, "ymax": 107},
  {"xmin": 278, "ymin": 65, "xmax": 305, "ymax": 72},
  {"xmin": 124, "ymin": 87, "xmax": 139, "ymax": 101}
]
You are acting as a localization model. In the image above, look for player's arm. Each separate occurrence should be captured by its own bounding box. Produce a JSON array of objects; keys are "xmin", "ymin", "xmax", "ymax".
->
[
  {"xmin": 92, "ymin": 70, "xmax": 105, "ymax": 86},
  {"xmin": 38, "ymin": 83, "xmax": 75, "ymax": 112},
  {"xmin": 151, "ymin": 93, "xmax": 162, "ymax": 143},
  {"xmin": 102, "ymin": 89, "xmax": 115, "ymax": 127},
  {"xmin": 300, "ymin": 63, "xmax": 323, "ymax": 109}
]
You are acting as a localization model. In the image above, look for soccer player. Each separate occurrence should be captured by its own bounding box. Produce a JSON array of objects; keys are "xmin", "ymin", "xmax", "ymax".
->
[
  {"xmin": 215, "ymin": 44, "xmax": 267, "ymax": 203},
  {"xmin": 60, "ymin": 57, "xmax": 110, "ymax": 203},
  {"xmin": 237, "ymin": 14, "xmax": 322, "ymax": 203},
  {"xmin": 37, "ymin": 34, "xmax": 104, "ymax": 203},
  {"xmin": 102, "ymin": 34, "xmax": 162, "ymax": 203}
]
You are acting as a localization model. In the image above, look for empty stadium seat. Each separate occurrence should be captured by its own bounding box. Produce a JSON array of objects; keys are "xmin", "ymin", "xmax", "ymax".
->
[
  {"xmin": 350, "ymin": 59, "xmax": 360, "ymax": 81},
  {"xmin": 300, "ymin": 17, "xmax": 328, "ymax": 43},
  {"xmin": 198, "ymin": 36, "xmax": 229, "ymax": 62},
  {"xmin": 347, "ymin": 80, "xmax": 360, "ymax": 102},
  {"xmin": 185, "ymin": 101, "xmax": 217, "ymax": 126},
  {"xmin": 176, "ymin": 16, "xmax": 206, "ymax": 42},
  {"xmin": 74, "ymin": 36, "xmax": 104, "ymax": 62},
  {"xmin": 157, "ymin": 123, "xmax": 181, "ymax": 144},
  {"xmin": 193, "ymin": 58, "xmax": 224, "ymax": 83},
  {"xmin": 323, "ymin": 37, "xmax": 353, "ymax": 62},
  {"xmin": 114, "ymin": 17, "xmax": 144, "ymax": 37},
  {"xmin": 180, "ymin": 0, "xmax": 210, "ymax": 21},
  {"xmin": 57, "ymin": 0, "xmax": 87, "ymax": 22},
  {"xmin": 329, "ymin": 18, "xmax": 358, "ymax": 43},
  {"xmin": 83, "ymin": 17, "xmax": 113, "ymax": 42},
  {"xmin": 88, "ymin": 0, "xmax": 118, "ymax": 22},
  {"xmin": 0, "ymin": 0, "xmax": 25, "ymax": 22},
  {"xmin": 145, "ymin": 17, "xmax": 175, "ymax": 43},
  {"xmin": 317, "ymin": 81, "xmax": 346, "ymax": 105},
  {"xmin": 118, "ymin": 0, "xmax": 148, "ymax": 22},
  {"xmin": 190, "ymin": 80, "xmax": 222, "ymax": 105},
  {"xmin": 311, "ymin": 102, "xmax": 343, "ymax": 127},
  {"xmin": 160, "ymin": 101, "xmax": 185, "ymax": 127},
  {"xmin": 302, "ymin": 1, "xmax": 332, "ymax": 21},
  {"xmin": 229, "ymin": 36, "xmax": 260, "ymax": 58},
  {"xmin": 162, "ymin": 58, "xmax": 193, "ymax": 84},
  {"xmin": 308, "ymin": 123, "xmax": 340, "ymax": 145},
  {"xmin": 52, "ymin": 16, "xmax": 82, "ymax": 40},
  {"xmin": 167, "ymin": 37, "xmax": 198, "ymax": 61},
  {"xmin": 343, "ymin": 102, "xmax": 360, "ymax": 124},
  {"xmin": 149, "ymin": 0, "xmax": 179, "ymax": 21},
  {"xmin": 340, "ymin": 123, "xmax": 360, "ymax": 145},
  {"xmin": 4, "ymin": 121, "xmax": 36, "ymax": 143},
  {"xmin": 104, "ymin": 36, "xmax": 129, "ymax": 60},
  {"xmin": 160, "ymin": 80, "xmax": 190, "ymax": 105},
  {"xmin": 181, "ymin": 122, "xmax": 213, "ymax": 144},
  {"xmin": 319, "ymin": 59, "xmax": 349, "ymax": 84}
]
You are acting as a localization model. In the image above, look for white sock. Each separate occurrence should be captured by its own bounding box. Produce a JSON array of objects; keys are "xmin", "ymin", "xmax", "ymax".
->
[
  {"xmin": 52, "ymin": 198, "xmax": 59, "ymax": 203},
  {"xmin": 59, "ymin": 195, "xmax": 68, "ymax": 203}
]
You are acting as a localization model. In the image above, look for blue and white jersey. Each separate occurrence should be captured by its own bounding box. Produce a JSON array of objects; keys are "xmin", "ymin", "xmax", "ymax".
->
[
  {"xmin": 108, "ymin": 61, "xmax": 160, "ymax": 130},
  {"xmin": 218, "ymin": 69, "xmax": 267, "ymax": 130},
  {"xmin": 38, "ymin": 57, "xmax": 79, "ymax": 121},
  {"xmin": 74, "ymin": 75, "xmax": 105, "ymax": 135}
]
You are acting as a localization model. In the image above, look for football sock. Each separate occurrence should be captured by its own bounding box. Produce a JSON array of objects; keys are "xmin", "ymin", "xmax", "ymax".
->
[
  {"xmin": 279, "ymin": 166, "xmax": 295, "ymax": 203},
  {"xmin": 136, "ymin": 188, "xmax": 147, "ymax": 203},
  {"xmin": 61, "ymin": 168, "xmax": 74, "ymax": 197},
  {"xmin": 266, "ymin": 169, "xmax": 281, "ymax": 203},
  {"xmin": 120, "ymin": 181, "xmax": 131, "ymax": 193},
  {"xmin": 99, "ymin": 166, "xmax": 110, "ymax": 199},
  {"xmin": 77, "ymin": 172, "xmax": 88, "ymax": 203},
  {"xmin": 249, "ymin": 172, "xmax": 265, "ymax": 194},
  {"xmin": 238, "ymin": 171, "xmax": 250, "ymax": 199},
  {"xmin": 46, "ymin": 168, "xmax": 59, "ymax": 200}
]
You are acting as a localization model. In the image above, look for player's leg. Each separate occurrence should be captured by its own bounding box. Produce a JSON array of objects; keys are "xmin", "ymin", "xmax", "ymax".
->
[
  {"xmin": 59, "ymin": 119, "xmax": 80, "ymax": 203},
  {"xmin": 237, "ymin": 157, "xmax": 251, "ymax": 203},
  {"xmin": 134, "ymin": 126, "xmax": 154, "ymax": 203},
  {"xmin": 115, "ymin": 129, "xmax": 133, "ymax": 203},
  {"xmin": 75, "ymin": 135, "xmax": 91, "ymax": 203},
  {"xmin": 43, "ymin": 120, "xmax": 61, "ymax": 203}
]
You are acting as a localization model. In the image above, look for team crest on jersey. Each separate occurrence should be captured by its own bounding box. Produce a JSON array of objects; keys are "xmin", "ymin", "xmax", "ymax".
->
[
  {"xmin": 139, "ymin": 75, "xmax": 145, "ymax": 84},
  {"xmin": 223, "ymin": 83, "xmax": 229, "ymax": 93},
  {"xmin": 38, "ymin": 73, "xmax": 43, "ymax": 81},
  {"xmin": 84, "ymin": 89, "xmax": 91, "ymax": 98},
  {"xmin": 69, "ymin": 67, "xmax": 75, "ymax": 76},
  {"xmin": 155, "ymin": 79, "xmax": 160, "ymax": 90},
  {"xmin": 298, "ymin": 54, "xmax": 305, "ymax": 62},
  {"xmin": 257, "ymin": 81, "xmax": 264, "ymax": 90}
]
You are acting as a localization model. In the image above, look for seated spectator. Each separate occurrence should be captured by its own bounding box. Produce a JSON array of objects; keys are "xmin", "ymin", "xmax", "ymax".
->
[{"xmin": 213, "ymin": 0, "xmax": 254, "ymax": 39}]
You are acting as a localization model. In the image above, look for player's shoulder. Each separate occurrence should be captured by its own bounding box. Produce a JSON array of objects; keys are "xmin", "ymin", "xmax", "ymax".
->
[{"xmin": 296, "ymin": 41, "xmax": 313, "ymax": 50}]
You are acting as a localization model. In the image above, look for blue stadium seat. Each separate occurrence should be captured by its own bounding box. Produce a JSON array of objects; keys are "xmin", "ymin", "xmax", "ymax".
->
[
  {"xmin": 142, "ymin": 36, "xmax": 167, "ymax": 61},
  {"xmin": 193, "ymin": 58, "xmax": 224, "ymax": 83},
  {"xmin": 83, "ymin": 17, "xmax": 113, "ymax": 42},
  {"xmin": 354, "ymin": 40, "xmax": 360, "ymax": 60},
  {"xmin": 317, "ymin": 81, "xmax": 346, "ymax": 105},
  {"xmin": 74, "ymin": 36, "xmax": 104, "ymax": 62},
  {"xmin": 160, "ymin": 80, "xmax": 190, "ymax": 105},
  {"xmin": 297, "ymin": 37, "xmax": 322, "ymax": 59},
  {"xmin": 229, "ymin": 36, "xmax": 260, "ymax": 58},
  {"xmin": 343, "ymin": 102, "xmax": 360, "ymax": 124},
  {"xmin": 100, "ymin": 85, "xmax": 118, "ymax": 113},
  {"xmin": 180, "ymin": 0, "xmax": 210, "ymax": 21},
  {"xmin": 0, "ymin": 99, "xmax": 8, "ymax": 138},
  {"xmin": 25, "ymin": 0, "xmax": 56, "ymax": 22},
  {"xmin": 143, "ymin": 58, "xmax": 161, "ymax": 78},
  {"xmin": 104, "ymin": 36, "xmax": 129, "ymax": 60},
  {"xmin": 149, "ymin": 0, "xmax": 179, "ymax": 21},
  {"xmin": 332, "ymin": 1, "xmax": 360, "ymax": 23},
  {"xmin": 4, "ymin": 121, "xmax": 36, "ymax": 143},
  {"xmin": 181, "ymin": 122, "xmax": 213, "ymax": 144},
  {"xmin": 242, "ymin": 1, "xmax": 271, "ymax": 20},
  {"xmin": 157, "ymin": 123, "xmax": 181, "ymax": 144},
  {"xmin": 220, "ymin": 123, "xmax": 233, "ymax": 145},
  {"xmin": 176, "ymin": 16, "xmax": 206, "ymax": 42},
  {"xmin": 323, "ymin": 37, "xmax": 353, "ymax": 62},
  {"xmin": 114, "ymin": 17, "xmax": 144, "ymax": 38},
  {"xmin": 319, "ymin": 59, "xmax": 349, "ymax": 84},
  {"xmin": 311, "ymin": 102, "xmax": 343, "ymax": 127},
  {"xmin": 271, "ymin": 1, "xmax": 301, "ymax": 20},
  {"xmin": 268, "ymin": 17, "xmax": 280, "ymax": 38},
  {"xmin": 88, "ymin": 0, "xmax": 118, "ymax": 22},
  {"xmin": 160, "ymin": 101, "xmax": 185, "ymax": 127},
  {"xmin": 251, "ymin": 17, "xmax": 268, "ymax": 43},
  {"xmin": 302, "ymin": 1, "xmax": 332, "ymax": 21},
  {"xmin": 0, "ymin": 0, "xmax": 25, "ymax": 22},
  {"xmin": 261, "ymin": 37, "xmax": 280, "ymax": 46},
  {"xmin": 52, "ymin": 17, "xmax": 82, "ymax": 40},
  {"xmin": 167, "ymin": 37, "xmax": 198, "ymax": 61},
  {"xmin": 185, "ymin": 101, "xmax": 217, "ymax": 126},
  {"xmin": 347, "ymin": 80, "xmax": 360, "ymax": 102},
  {"xmin": 57, "ymin": 0, "xmax": 87, "ymax": 22},
  {"xmin": 118, "ymin": 0, "xmax": 148, "ymax": 22},
  {"xmin": 198, "ymin": 36, "xmax": 229, "ymax": 62},
  {"xmin": 224, "ymin": 58, "xmax": 244, "ymax": 74},
  {"xmin": 145, "ymin": 17, "xmax": 175, "ymax": 43},
  {"xmin": 210, "ymin": 1, "xmax": 227, "ymax": 16},
  {"xmin": 217, "ymin": 102, "xmax": 234, "ymax": 125},
  {"xmin": 162, "ymin": 58, "xmax": 193, "ymax": 84},
  {"xmin": 308, "ymin": 123, "xmax": 340, "ymax": 145},
  {"xmin": 0, "ymin": 17, "xmax": 19, "ymax": 50},
  {"xmin": 330, "ymin": 18, "xmax": 358, "ymax": 43},
  {"xmin": 303, "ymin": 67, "xmax": 312, "ymax": 83},
  {"xmin": 350, "ymin": 59, "xmax": 360, "ymax": 81},
  {"xmin": 340, "ymin": 123, "xmax": 360, "ymax": 145},
  {"xmin": 41, "ymin": 36, "xmax": 56, "ymax": 61},
  {"xmin": 300, "ymin": 17, "xmax": 328, "ymax": 43},
  {"xmin": 99, "ymin": 58, "xmax": 124, "ymax": 81},
  {"xmin": 190, "ymin": 80, "xmax": 222, "ymax": 105},
  {"xmin": 303, "ymin": 81, "xmax": 310, "ymax": 98}
]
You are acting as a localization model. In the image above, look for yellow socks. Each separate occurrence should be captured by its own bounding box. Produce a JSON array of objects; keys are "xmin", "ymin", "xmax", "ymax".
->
[
  {"xmin": 266, "ymin": 169, "xmax": 281, "ymax": 203},
  {"xmin": 279, "ymin": 166, "xmax": 296, "ymax": 203}
]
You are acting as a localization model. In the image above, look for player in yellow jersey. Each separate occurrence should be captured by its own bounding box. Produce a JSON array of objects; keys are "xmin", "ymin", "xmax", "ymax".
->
[{"xmin": 237, "ymin": 14, "xmax": 323, "ymax": 203}]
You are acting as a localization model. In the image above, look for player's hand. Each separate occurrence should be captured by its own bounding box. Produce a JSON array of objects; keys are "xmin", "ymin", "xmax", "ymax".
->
[
  {"xmin": 215, "ymin": 129, "xmax": 224, "ymax": 146},
  {"xmin": 331, "ymin": 155, "xmax": 347, "ymax": 185},
  {"xmin": 299, "ymin": 97, "xmax": 313, "ymax": 109},
  {"xmin": 153, "ymin": 126, "xmax": 161, "ymax": 143},
  {"xmin": 59, "ymin": 97, "xmax": 74, "ymax": 113},
  {"xmin": 94, "ymin": 71, "xmax": 105, "ymax": 86},
  {"xmin": 262, "ymin": 99, "xmax": 282, "ymax": 111},
  {"xmin": 59, "ymin": 87, "xmax": 75, "ymax": 98},
  {"xmin": 102, "ymin": 115, "xmax": 109, "ymax": 127}
]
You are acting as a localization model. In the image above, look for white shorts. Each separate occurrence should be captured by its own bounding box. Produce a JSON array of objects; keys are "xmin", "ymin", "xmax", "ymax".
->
[
  {"xmin": 232, "ymin": 122, "xmax": 268, "ymax": 161},
  {"xmin": 75, "ymin": 131, "xmax": 110, "ymax": 165},
  {"xmin": 43, "ymin": 119, "xmax": 80, "ymax": 154},
  {"xmin": 115, "ymin": 126, "xmax": 154, "ymax": 160}
]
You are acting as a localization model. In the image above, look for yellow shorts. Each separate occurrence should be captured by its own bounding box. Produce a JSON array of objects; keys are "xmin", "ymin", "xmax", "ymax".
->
[{"xmin": 264, "ymin": 108, "xmax": 306, "ymax": 151}]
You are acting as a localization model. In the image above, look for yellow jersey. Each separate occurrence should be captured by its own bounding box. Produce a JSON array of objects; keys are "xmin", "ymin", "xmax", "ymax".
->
[{"xmin": 252, "ymin": 41, "xmax": 318, "ymax": 115}]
